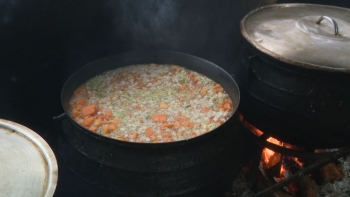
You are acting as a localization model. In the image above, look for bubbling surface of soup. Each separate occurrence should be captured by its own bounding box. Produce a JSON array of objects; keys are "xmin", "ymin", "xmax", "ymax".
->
[{"xmin": 69, "ymin": 64, "xmax": 233, "ymax": 143}]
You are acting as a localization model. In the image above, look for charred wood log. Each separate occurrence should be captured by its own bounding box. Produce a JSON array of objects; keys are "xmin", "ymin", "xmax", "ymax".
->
[{"xmin": 295, "ymin": 176, "xmax": 318, "ymax": 197}]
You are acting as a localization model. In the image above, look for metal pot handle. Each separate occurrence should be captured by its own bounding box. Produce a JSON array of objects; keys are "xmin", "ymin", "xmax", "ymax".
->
[
  {"xmin": 53, "ymin": 113, "xmax": 71, "ymax": 135},
  {"xmin": 315, "ymin": 16, "xmax": 339, "ymax": 36}
]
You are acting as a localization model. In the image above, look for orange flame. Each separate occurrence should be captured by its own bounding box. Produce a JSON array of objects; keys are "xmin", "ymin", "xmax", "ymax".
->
[{"xmin": 263, "ymin": 137, "xmax": 283, "ymax": 164}]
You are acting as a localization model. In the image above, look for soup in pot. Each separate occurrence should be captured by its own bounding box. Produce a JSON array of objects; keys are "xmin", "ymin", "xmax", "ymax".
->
[{"xmin": 69, "ymin": 64, "xmax": 233, "ymax": 143}]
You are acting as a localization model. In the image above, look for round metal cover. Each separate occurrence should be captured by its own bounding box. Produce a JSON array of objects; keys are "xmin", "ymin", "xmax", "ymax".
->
[
  {"xmin": 241, "ymin": 3, "xmax": 350, "ymax": 73},
  {"xmin": 0, "ymin": 119, "xmax": 58, "ymax": 197}
]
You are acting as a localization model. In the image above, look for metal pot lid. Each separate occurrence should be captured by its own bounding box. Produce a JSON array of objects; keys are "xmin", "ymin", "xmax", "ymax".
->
[
  {"xmin": 0, "ymin": 119, "xmax": 58, "ymax": 197},
  {"xmin": 241, "ymin": 3, "xmax": 350, "ymax": 73}
]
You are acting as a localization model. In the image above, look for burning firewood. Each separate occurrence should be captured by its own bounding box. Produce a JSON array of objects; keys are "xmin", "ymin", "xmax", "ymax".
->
[
  {"xmin": 315, "ymin": 149, "xmax": 343, "ymax": 184},
  {"xmin": 295, "ymin": 176, "xmax": 318, "ymax": 197}
]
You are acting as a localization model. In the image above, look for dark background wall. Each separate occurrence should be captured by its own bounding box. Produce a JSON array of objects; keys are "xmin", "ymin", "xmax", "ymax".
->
[{"xmin": 0, "ymin": 0, "xmax": 349, "ymax": 195}]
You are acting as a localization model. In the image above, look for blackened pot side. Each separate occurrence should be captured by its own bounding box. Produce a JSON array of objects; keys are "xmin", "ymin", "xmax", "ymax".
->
[
  {"xmin": 236, "ymin": 44, "xmax": 350, "ymax": 148},
  {"xmin": 54, "ymin": 50, "xmax": 242, "ymax": 197}
]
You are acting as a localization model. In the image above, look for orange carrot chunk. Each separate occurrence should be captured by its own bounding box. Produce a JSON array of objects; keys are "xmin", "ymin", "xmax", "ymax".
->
[
  {"xmin": 112, "ymin": 119, "xmax": 121, "ymax": 126},
  {"xmin": 82, "ymin": 117, "xmax": 94, "ymax": 127},
  {"xmin": 88, "ymin": 126, "xmax": 97, "ymax": 132},
  {"xmin": 105, "ymin": 110, "xmax": 113, "ymax": 117},
  {"xmin": 181, "ymin": 121, "xmax": 190, "ymax": 127},
  {"xmin": 178, "ymin": 130, "xmax": 185, "ymax": 137},
  {"xmin": 108, "ymin": 123, "xmax": 116, "ymax": 131},
  {"xmin": 102, "ymin": 125, "xmax": 109, "ymax": 133},
  {"xmin": 160, "ymin": 123, "xmax": 174, "ymax": 130},
  {"xmin": 81, "ymin": 104, "xmax": 97, "ymax": 117},
  {"xmin": 145, "ymin": 127, "xmax": 154, "ymax": 137},
  {"xmin": 174, "ymin": 122, "xmax": 181, "ymax": 128},
  {"xmin": 118, "ymin": 136, "xmax": 128, "ymax": 141},
  {"xmin": 159, "ymin": 103, "xmax": 169, "ymax": 109},
  {"xmin": 94, "ymin": 119, "xmax": 101, "ymax": 126},
  {"xmin": 152, "ymin": 114, "xmax": 167, "ymax": 122},
  {"xmin": 129, "ymin": 132, "xmax": 139, "ymax": 140},
  {"xmin": 202, "ymin": 107, "xmax": 210, "ymax": 112},
  {"xmin": 77, "ymin": 98, "xmax": 87, "ymax": 106}
]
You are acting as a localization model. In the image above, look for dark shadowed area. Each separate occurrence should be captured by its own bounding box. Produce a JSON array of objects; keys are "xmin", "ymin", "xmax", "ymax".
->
[{"xmin": 0, "ymin": 0, "xmax": 349, "ymax": 196}]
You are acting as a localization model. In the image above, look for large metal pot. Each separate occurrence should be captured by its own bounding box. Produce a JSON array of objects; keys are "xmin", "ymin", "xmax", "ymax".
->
[
  {"xmin": 237, "ymin": 4, "xmax": 350, "ymax": 148},
  {"xmin": 54, "ymin": 50, "xmax": 241, "ymax": 197}
]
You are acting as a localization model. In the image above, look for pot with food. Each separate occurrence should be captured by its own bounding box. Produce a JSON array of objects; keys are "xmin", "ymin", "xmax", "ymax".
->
[{"xmin": 54, "ymin": 50, "xmax": 241, "ymax": 197}]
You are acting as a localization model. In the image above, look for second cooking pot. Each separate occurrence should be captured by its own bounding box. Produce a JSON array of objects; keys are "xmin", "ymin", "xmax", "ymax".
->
[{"xmin": 237, "ymin": 3, "xmax": 350, "ymax": 148}]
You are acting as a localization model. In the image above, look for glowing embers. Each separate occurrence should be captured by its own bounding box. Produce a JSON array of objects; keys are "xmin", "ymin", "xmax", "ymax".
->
[{"xmin": 239, "ymin": 114, "xmax": 347, "ymax": 197}]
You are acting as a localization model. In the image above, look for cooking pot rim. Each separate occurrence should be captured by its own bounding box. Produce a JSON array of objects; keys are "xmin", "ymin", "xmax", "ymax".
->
[
  {"xmin": 59, "ymin": 50, "xmax": 240, "ymax": 148},
  {"xmin": 240, "ymin": 3, "xmax": 350, "ymax": 74}
]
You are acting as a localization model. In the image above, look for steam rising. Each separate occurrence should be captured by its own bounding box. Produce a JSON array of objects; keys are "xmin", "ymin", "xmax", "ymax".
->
[{"xmin": 106, "ymin": 0, "xmax": 181, "ymax": 48}]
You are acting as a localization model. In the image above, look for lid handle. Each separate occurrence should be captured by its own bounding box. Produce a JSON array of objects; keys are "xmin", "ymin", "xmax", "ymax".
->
[{"xmin": 315, "ymin": 16, "xmax": 339, "ymax": 36}]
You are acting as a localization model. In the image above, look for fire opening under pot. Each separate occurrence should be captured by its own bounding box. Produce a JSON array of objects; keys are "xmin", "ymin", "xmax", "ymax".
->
[{"xmin": 229, "ymin": 114, "xmax": 350, "ymax": 197}]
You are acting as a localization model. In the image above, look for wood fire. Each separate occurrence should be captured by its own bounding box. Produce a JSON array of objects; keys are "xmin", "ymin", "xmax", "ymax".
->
[{"xmin": 239, "ymin": 115, "xmax": 349, "ymax": 197}]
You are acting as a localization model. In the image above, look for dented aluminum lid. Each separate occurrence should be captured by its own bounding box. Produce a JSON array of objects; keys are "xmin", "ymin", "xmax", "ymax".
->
[
  {"xmin": 0, "ymin": 119, "xmax": 58, "ymax": 197},
  {"xmin": 241, "ymin": 3, "xmax": 350, "ymax": 73}
]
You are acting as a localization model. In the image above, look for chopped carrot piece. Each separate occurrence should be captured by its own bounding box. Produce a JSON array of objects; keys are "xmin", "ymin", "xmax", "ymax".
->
[
  {"xmin": 118, "ymin": 136, "xmax": 128, "ymax": 141},
  {"xmin": 108, "ymin": 123, "xmax": 116, "ymax": 131},
  {"xmin": 99, "ymin": 115, "xmax": 106, "ymax": 120},
  {"xmin": 112, "ymin": 119, "xmax": 121, "ymax": 126},
  {"xmin": 174, "ymin": 117, "xmax": 181, "ymax": 122},
  {"xmin": 150, "ymin": 135, "xmax": 159, "ymax": 142},
  {"xmin": 160, "ymin": 123, "xmax": 174, "ymax": 130},
  {"xmin": 102, "ymin": 132, "xmax": 110, "ymax": 137},
  {"xmin": 88, "ymin": 126, "xmax": 97, "ymax": 132},
  {"xmin": 190, "ymin": 132, "xmax": 197, "ymax": 137},
  {"xmin": 145, "ymin": 127, "xmax": 154, "ymax": 137},
  {"xmin": 181, "ymin": 121, "xmax": 190, "ymax": 127},
  {"xmin": 189, "ymin": 122, "xmax": 194, "ymax": 128},
  {"xmin": 77, "ymin": 98, "xmax": 87, "ymax": 106},
  {"xmin": 161, "ymin": 133, "xmax": 172, "ymax": 138},
  {"xmin": 81, "ymin": 104, "xmax": 97, "ymax": 117},
  {"xmin": 102, "ymin": 125, "xmax": 109, "ymax": 133},
  {"xmin": 129, "ymin": 132, "xmax": 139, "ymax": 140},
  {"xmin": 174, "ymin": 122, "xmax": 181, "ymax": 128},
  {"xmin": 223, "ymin": 103, "xmax": 231, "ymax": 111},
  {"xmin": 94, "ymin": 119, "xmax": 101, "ymax": 126},
  {"xmin": 140, "ymin": 119, "xmax": 144, "ymax": 123},
  {"xmin": 76, "ymin": 105, "xmax": 83, "ymax": 111},
  {"xmin": 105, "ymin": 110, "xmax": 113, "ymax": 117},
  {"xmin": 178, "ymin": 130, "xmax": 185, "ymax": 137},
  {"xmin": 82, "ymin": 117, "xmax": 94, "ymax": 127},
  {"xmin": 200, "ymin": 88, "xmax": 209, "ymax": 95},
  {"xmin": 152, "ymin": 114, "xmax": 167, "ymax": 122},
  {"xmin": 159, "ymin": 103, "xmax": 169, "ymax": 109},
  {"xmin": 162, "ymin": 134, "xmax": 173, "ymax": 142},
  {"xmin": 181, "ymin": 116, "xmax": 188, "ymax": 121},
  {"xmin": 202, "ymin": 107, "xmax": 210, "ymax": 112}
]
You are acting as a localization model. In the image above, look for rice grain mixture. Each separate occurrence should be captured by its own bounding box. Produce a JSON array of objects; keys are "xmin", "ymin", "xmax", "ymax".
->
[{"xmin": 69, "ymin": 64, "xmax": 233, "ymax": 143}]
